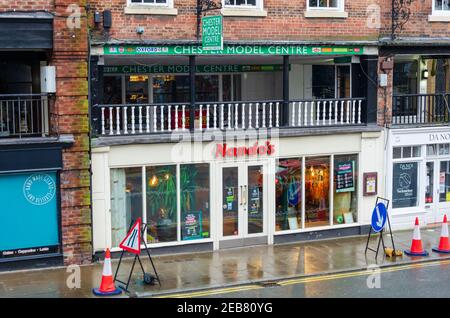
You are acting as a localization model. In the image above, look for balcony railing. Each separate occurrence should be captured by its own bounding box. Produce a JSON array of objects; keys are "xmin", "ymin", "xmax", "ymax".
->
[
  {"xmin": 93, "ymin": 98, "xmax": 365, "ymax": 136},
  {"xmin": 392, "ymin": 93, "xmax": 450, "ymax": 125},
  {"xmin": 0, "ymin": 94, "xmax": 49, "ymax": 138}
]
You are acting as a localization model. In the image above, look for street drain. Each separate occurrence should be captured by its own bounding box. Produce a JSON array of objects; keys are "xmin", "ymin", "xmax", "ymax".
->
[{"xmin": 259, "ymin": 281, "xmax": 281, "ymax": 288}]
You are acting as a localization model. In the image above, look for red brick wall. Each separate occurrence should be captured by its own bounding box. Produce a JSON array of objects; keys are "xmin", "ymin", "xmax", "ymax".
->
[
  {"xmin": 89, "ymin": 0, "xmax": 380, "ymax": 41},
  {"xmin": 1, "ymin": 0, "xmax": 92, "ymax": 265},
  {"xmin": 380, "ymin": 0, "xmax": 450, "ymax": 39}
]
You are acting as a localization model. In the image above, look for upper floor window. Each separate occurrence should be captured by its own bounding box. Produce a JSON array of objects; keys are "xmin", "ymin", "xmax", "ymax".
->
[
  {"xmin": 221, "ymin": 0, "xmax": 267, "ymax": 16},
  {"xmin": 307, "ymin": 0, "xmax": 344, "ymax": 10},
  {"xmin": 434, "ymin": 0, "xmax": 450, "ymax": 14},
  {"xmin": 305, "ymin": 0, "xmax": 347, "ymax": 18},
  {"xmin": 225, "ymin": 0, "xmax": 256, "ymax": 6},
  {"xmin": 130, "ymin": 0, "xmax": 169, "ymax": 5}
]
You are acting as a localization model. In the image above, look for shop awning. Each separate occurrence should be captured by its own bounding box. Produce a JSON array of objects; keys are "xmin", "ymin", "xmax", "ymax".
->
[{"xmin": 0, "ymin": 12, "xmax": 53, "ymax": 50}]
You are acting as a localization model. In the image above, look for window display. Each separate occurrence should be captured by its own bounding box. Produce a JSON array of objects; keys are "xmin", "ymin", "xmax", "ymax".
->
[
  {"xmin": 222, "ymin": 167, "xmax": 239, "ymax": 236},
  {"xmin": 439, "ymin": 161, "xmax": 450, "ymax": 202},
  {"xmin": 392, "ymin": 162, "xmax": 418, "ymax": 208},
  {"xmin": 305, "ymin": 156, "xmax": 330, "ymax": 228},
  {"xmin": 275, "ymin": 158, "xmax": 302, "ymax": 231},
  {"xmin": 110, "ymin": 168, "xmax": 143, "ymax": 247},
  {"xmin": 333, "ymin": 155, "xmax": 357, "ymax": 225},
  {"xmin": 104, "ymin": 76, "xmax": 122, "ymax": 104},
  {"xmin": 180, "ymin": 164, "xmax": 210, "ymax": 240},
  {"xmin": 248, "ymin": 165, "xmax": 264, "ymax": 234},
  {"xmin": 126, "ymin": 75, "xmax": 148, "ymax": 104},
  {"xmin": 146, "ymin": 165, "xmax": 177, "ymax": 243}
]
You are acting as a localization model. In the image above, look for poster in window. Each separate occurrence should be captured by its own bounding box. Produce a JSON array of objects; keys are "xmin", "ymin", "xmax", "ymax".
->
[
  {"xmin": 392, "ymin": 162, "xmax": 418, "ymax": 208},
  {"xmin": 182, "ymin": 211, "xmax": 202, "ymax": 240},
  {"xmin": 336, "ymin": 161, "xmax": 355, "ymax": 193},
  {"xmin": 249, "ymin": 186, "xmax": 261, "ymax": 215}
]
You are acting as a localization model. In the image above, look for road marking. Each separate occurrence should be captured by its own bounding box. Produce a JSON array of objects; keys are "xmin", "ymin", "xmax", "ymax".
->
[{"xmin": 153, "ymin": 259, "xmax": 450, "ymax": 298}]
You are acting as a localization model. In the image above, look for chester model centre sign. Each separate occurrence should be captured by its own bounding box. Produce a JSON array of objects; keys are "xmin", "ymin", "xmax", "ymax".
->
[{"xmin": 104, "ymin": 44, "xmax": 364, "ymax": 56}]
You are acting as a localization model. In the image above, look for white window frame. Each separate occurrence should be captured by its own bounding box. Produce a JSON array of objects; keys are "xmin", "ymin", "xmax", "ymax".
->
[
  {"xmin": 432, "ymin": 0, "xmax": 450, "ymax": 15},
  {"xmin": 127, "ymin": 0, "xmax": 173, "ymax": 8},
  {"xmin": 223, "ymin": 0, "xmax": 264, "ymax": 11},
  {"xmin": 306, "ymin": 0, "xmax": 344, "ymax": 12}
]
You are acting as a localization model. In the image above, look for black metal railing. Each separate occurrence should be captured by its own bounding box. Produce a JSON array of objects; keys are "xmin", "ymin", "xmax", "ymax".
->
[
  {"xmin": 93, "ymin": 97, "xmax": 366, "ymax": 136},
  {"xmin": 0, "ymin": 94, "xmax": 49, "ymax": 138},
  {"xmin": 392, "ymin": 93, "xmax": 450, "ymax": 125}
]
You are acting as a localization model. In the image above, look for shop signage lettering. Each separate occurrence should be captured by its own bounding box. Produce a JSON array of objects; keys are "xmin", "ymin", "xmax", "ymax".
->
[
  {"xmin": 0, "ymin": 245, "xmax": 59, "ymax": 259},
  {"xmin": 103, "ymin": 64, "xmax": 286, "ymax": 74},
  {"xmin": 23, "ymin": 173, "xmax": 56, "ymax": 206},
  {"xmin": 215, "ymin": 141, "xmax": 275, "ymax": 158},
  {"xmin": 202, "ymin": 15, "xmax": 223, "ymax": 51},
  {"xmin": 104, "ymin": 45, "xmax": 364, "ymax": 56},
  {"xmin": 429, "ymin": 133, "xmax": 450, "ymax": 143}
]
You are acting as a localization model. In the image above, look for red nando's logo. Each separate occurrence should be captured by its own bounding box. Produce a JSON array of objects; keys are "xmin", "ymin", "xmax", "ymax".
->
[{"xmin": 215, "ymin": 141, "xmax": 275, "ymax": 158}]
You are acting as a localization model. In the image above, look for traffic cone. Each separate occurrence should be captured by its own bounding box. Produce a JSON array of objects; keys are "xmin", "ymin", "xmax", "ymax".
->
[
  {"xmin": 92, "ymin": 249, "xmax": 122, "ymax": 296},
  {"xmin": 404, "ymin": 217, "xmax": 429, "ymax": 256},
  {"xmin": 432, "ymin": 215, "xmax": 450, "ymax": 254}
]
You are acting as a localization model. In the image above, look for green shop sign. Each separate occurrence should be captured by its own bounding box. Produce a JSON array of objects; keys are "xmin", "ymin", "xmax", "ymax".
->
[
  {"xmin": 104, "ymin": 64, "xmax": 286, "ymax": 74},
  {"xmin": 104, "ymin": 44, "xmax": 364, "ymax": 56},
  {"xmin": 202, "ymin": 15, "xmax": 223, "ymax": 51}
]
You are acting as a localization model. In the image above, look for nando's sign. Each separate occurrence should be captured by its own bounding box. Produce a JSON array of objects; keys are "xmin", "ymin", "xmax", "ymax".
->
[{"xmin": 215, "ymin": 141, "xmax": 275, "ymax": 158}]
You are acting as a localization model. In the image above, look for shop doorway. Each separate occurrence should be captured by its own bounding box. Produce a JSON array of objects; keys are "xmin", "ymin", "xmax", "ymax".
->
[
  {"xmin": 218, "ymin": 162, "xmax": 268, "ymax": 248},
  {"xmin": 425, "ymin": 159, "xmax": 450, "ymax": 223}
]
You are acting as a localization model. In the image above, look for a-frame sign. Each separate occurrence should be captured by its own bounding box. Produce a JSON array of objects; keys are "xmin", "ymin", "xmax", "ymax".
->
[{"xmin": 114, "ymin": 218, "xmax": 161, "ymax": 292}]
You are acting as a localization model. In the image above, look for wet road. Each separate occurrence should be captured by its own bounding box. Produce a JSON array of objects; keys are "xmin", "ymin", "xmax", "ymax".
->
[{"xmin": 162, "ymin": 259, "xmax": 450, "ymax": 298}]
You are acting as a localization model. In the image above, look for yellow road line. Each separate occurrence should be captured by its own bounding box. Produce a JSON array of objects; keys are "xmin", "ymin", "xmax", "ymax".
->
[
  {"xmin": 155, "ymin": 285, "xmax": 263, "ymax": 298},
  {"xmin": 154, "ymin": 259, "xmax": 450, "ymax": 298}
]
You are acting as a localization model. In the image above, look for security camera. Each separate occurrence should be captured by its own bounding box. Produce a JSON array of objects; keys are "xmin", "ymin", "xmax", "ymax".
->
[{"xmin": 136, "ymin": 27, "xmax": 145, "ymax": 35}]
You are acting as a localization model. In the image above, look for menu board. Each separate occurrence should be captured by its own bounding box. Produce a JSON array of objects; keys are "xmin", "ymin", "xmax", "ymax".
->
[
  {"xmin": 181, "ymin": 211, "xmax": 202, "ymax": 240},
  {"xmin": 392, "ymin": 162, "xmax": 418, "ymax": 208},
  {"xmin": 336, "ymin": 161, "xmax": 355, "ymax": 193}
]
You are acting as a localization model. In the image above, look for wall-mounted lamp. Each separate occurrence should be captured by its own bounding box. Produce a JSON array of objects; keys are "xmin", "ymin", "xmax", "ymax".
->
[{"xmin": 422, "ymin": 69, "xmax": 429, "ymax": 79}]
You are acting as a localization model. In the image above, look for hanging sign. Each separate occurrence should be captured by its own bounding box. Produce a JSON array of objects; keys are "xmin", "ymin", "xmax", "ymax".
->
[
  {"xmin": 182, "ymin": 211, "xmax": 203, "ymax": 240},
  {"xmin": 202, "ymin": 15, "xmax": 223, "ymax": 51},
  {"xmin": 119, "ymin": 218, "xmax": 142, "ymax": 255}
]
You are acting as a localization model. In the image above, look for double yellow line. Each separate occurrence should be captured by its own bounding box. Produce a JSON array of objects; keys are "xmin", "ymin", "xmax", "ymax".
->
[{"xmin": 154, "ymin": 259, "xmax": 450, "ymax": 298}]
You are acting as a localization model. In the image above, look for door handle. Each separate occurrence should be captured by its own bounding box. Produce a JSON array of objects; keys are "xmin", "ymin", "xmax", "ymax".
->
[
  {"xmin": 240, "ymin": 185, "xmax": 243, "ymax": 205},
  {"xmin": 243, "ymin": 185, "xmax": 247, "ymax": 206}
]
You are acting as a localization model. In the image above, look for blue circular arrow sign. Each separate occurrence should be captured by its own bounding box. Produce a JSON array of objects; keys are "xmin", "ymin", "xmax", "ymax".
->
[{"xmin": 371, "ymin": 202, "xmax": 387, "ymax": 233}]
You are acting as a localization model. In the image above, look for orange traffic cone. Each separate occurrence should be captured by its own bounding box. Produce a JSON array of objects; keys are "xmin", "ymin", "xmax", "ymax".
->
[
  {"xmin": 432, "ymin": 215, "xmax": 450, "ymax": 254},
  {"xmin": 404, "ymin": 217, "xmax": 429, "ymax": 256},
  {"xmin": 93, "ymin": 249, "xmax": 122, "ymax": 296}
]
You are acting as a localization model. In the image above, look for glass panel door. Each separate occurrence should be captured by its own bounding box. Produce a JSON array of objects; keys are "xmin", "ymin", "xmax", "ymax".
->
[
  {"xmin": 222, "ymin": 167, "xmax": 240, "ymax": 237},
  {"xmin": 247, "ymin": 165, "xmax": 264, "ymax": 234},
  {"xmin": 438, "ymin": 160, "xmax": 450, "ymax": 222}
]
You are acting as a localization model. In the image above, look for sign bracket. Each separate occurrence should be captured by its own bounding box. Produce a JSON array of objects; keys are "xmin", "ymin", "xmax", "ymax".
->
[{"xmin": 196, "ymin": 0, "xmax": 222, "ymax": 40}]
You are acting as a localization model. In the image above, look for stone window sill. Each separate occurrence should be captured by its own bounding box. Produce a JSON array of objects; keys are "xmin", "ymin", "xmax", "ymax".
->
[
  {"xmin": 124, "ymin": 5, "xmax": 178, "ymax": 16},
  {"xmin": 304, "ymin": 10, "xmax": 348, "ymax": 19},
  {"xmin": 221, "ymin": 8, "xmax": 267, "ymax": 17},
  {"xmin": 428, "ymin": 14, "xmax": 450, "ymax": 22}
]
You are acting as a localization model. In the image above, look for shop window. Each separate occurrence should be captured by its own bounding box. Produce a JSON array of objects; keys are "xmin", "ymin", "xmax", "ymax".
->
[
  {"xmin": 180, "ymin": 164, "xmax": 210, "ymax": 240},
  {"xmin": 146, "ymin": 165, "xmax": 177, "ymax": 243},
  {"xmin": 275, "ymin": 158, "xmax": 302, "ymax": 231},
  {"xmin": 333, "ymin": 155, "xmax": 357, "ymax": 225},
  {"xmin": 393, "ymin": 146, "xmax": 421, "ymax": 159},
  {"xmin": 104, "ymin": 76, "xmax": 122, "ymax": 104},
  {"xmin": 126, "ymin": 75, "xmax": 148, "ymax": 104},
  {"xmin": 222, "ymin": 74, "xmax": 242, "ymax": 102},
  {"xmin": 152, "ymin": 75, "xmax": 219, "ymax": 103},
  {"xmin": 312, "ymin": 65, "xmax": 335, "ymax": 99},
  {"xmin": 392, "ymin": 162, "xmax": 419, "ymax": 209},
  {"xmin": 439, "ymin": 161, "xmax": 450, "ymax": 202},
  {"xmin": 439, "ymin": 144, "xmax": 450, "ymax": 156},
  {"xmin": 0, "ymin": 172, "xmax": 59, "ymax": 258},
  {"xmin": 393, "ymin": 61, "xmax": 418, "ymax": 95},
  {"xmin": 305, "ymin": 156, "xmax": 330, "ymax": 228},
  {"xmin": 427, "ymin": 144, "xmax": 437, "ymax": 156},
  {"xmin": 110, "ymin": 168, "xmax": 143, "ymax": 248}
]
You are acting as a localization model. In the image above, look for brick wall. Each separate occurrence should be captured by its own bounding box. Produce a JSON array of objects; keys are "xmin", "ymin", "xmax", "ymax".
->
[
  {"xmin": 89, "ymin": 0, "xmax": 380, "ymax": 42},
  {"xmin": 52, "ymin": 0, "xmax": 92, "ymax": 265},
  {"xmin": 0, "ymin": 0, "xmax": 92, "ymax": 265}
]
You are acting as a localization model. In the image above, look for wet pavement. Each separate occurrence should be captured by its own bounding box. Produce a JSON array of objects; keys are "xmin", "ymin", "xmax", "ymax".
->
[{"xmin": 0, "ymin": 227, "xmax": 449, "ymax": 298}]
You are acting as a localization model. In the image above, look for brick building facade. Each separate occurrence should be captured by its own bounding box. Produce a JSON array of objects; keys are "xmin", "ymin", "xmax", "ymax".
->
[{"xmin": 0, "ymin": 1, "xmax": 91, "ymax": 267}]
